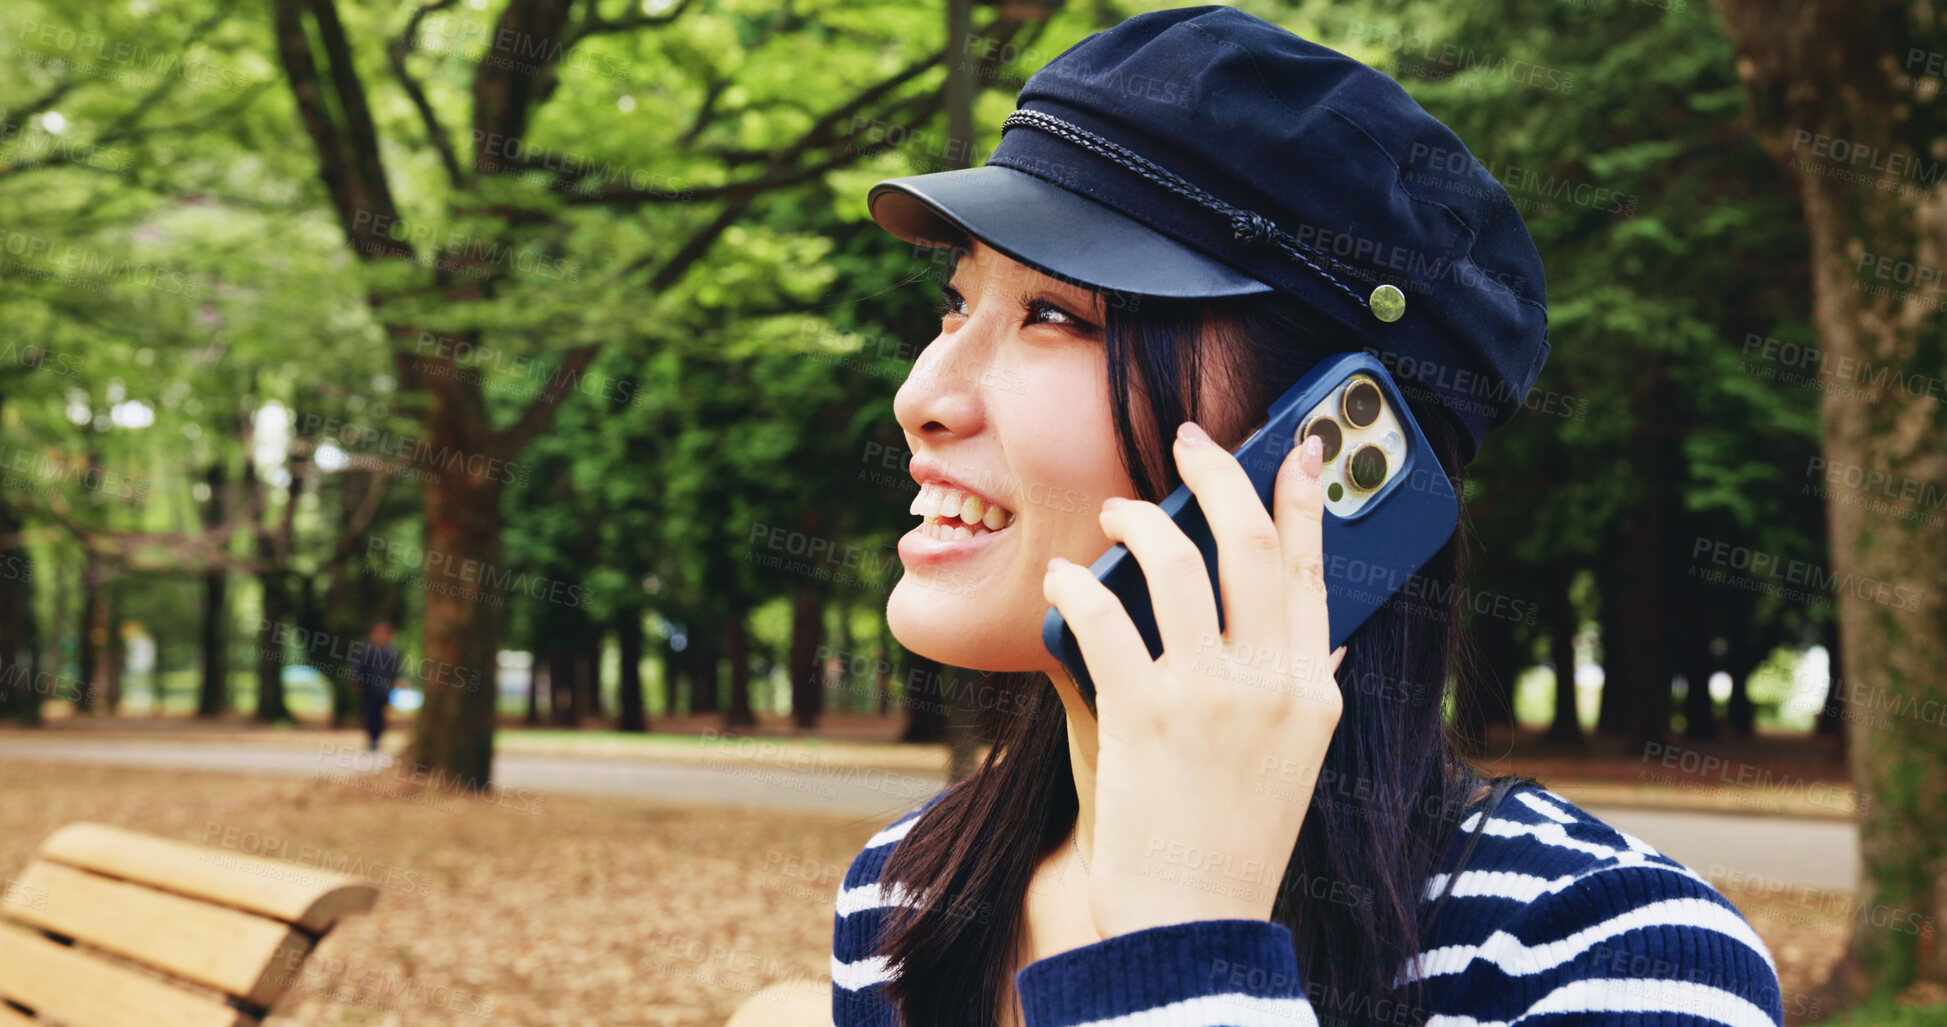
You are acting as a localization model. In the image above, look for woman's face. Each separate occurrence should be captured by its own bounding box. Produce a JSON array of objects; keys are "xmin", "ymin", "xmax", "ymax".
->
[{"xmin": 887, "ymin": 238, "xmax": 1237, "ymax": 674}]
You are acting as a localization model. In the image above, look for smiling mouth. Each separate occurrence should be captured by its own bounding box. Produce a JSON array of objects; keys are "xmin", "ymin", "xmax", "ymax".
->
[{"xmin": 910, "ymin": 483, "xmax": 1017, "ymax": 540}]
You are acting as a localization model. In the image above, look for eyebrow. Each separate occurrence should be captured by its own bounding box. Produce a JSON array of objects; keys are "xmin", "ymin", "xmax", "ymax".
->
[{"xmin": 946, "ymin": 252, "xmax": 1101, "ymax": 314}]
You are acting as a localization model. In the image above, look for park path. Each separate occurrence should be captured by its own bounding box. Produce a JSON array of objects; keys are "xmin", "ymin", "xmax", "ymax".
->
[{"xmin": 0, "ymin": 737, "xmax": 1857, "ymax": 891}]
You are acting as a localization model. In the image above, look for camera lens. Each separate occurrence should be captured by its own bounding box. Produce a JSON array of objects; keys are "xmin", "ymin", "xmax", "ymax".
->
[
  {"xmin": 1343, "ymin": 380, "xmax": 1383, "ymax": 429},
  {"xmin": 1347, "ymin": 444, "xmax": 1388, "ymax": 491},
  {"xmin": 1300, "ymin": 417, "xmax": 1343, "ymax": 463}
]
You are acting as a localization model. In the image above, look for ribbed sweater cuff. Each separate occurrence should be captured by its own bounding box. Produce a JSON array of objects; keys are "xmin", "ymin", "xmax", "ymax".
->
[{"xmin": 1015, "ymin": 918, "xmax": 1312, "ymax": 1026}]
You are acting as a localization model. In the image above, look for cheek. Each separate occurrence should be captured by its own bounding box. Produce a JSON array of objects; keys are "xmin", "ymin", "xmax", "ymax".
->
[{"xmin": 998, "ymin": 370, "xmax": 1131, "ymax": 559}]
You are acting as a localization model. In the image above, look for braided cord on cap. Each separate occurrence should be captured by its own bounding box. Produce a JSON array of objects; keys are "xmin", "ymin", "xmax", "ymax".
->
[{"xmin": 1000, "ymin": 109, "xmax": 1371, "ymax": 310}]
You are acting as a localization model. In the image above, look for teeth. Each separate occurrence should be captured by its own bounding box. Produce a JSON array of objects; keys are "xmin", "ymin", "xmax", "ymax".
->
[{"xmin": 909, "ymin": 480, "xmax": 1017, "ymax": 534}]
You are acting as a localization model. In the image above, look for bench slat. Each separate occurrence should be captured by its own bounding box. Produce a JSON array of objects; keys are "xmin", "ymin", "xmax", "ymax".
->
[
  {"xmin": 725, "ymin": 980, "xmax": 832, "ymax": 1027},
  {"xmin": 9, "ymin": 861, "xmax": 311, "ymax": 1008},
  {"xmin": 39, "ymin": 824, "xmax": 377, "ymax": 933},
  {"xmin": 0, "ymin": 924, "xmax": 251, "ymax": 1027}
]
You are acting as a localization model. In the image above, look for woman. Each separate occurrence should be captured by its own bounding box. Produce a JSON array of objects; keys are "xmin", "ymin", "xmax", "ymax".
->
[{"xmin": 831, "ymin": 8, "xmax": 1783, "ymax": 1026}]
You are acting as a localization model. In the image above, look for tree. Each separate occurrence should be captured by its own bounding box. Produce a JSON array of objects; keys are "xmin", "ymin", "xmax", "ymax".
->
[
  {"xmin": 1711, "ymin": 0, "xmax": 1947, "ymax": 1005},
  {"xmin": 262, "ymin": 0, "xmax": 1046, "ymax": 787}
]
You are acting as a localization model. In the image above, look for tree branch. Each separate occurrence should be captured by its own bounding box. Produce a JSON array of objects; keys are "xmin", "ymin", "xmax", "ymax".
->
[
  {"xmin": 566, "ymin": 42, "xmax": 950, "ymax": 208},
  {"xmin": 491, "ymin": 344, "xmax": 601, "ymax": 453},
  {"xmin": 323, "ymin": 467, "xmax": 393, "ymax": 568},
  {"xmin": 272, "ymin": 0, "xmax": 414, "ymax": 259},
  {"xmin": 310, "ymin": 0, "xmax": 406, "ymax": 231},
  {"xmin": 470, "ymin": 0, "xmax": 576, "ymax": 152},
  {"xmin": 678, "ymin": 74, "xmax": 732, "ymax": 147},
  {"xmin": 390, "ymin": 0, "xmax": 466, "ymax": 189},
  {"xmin": 567, "ymin": 0, "xmax": 696, "ymax": 43}
]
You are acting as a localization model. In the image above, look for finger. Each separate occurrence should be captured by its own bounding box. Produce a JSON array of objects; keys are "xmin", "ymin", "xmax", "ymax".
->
[
  {"xmin": 1171, "ymin": 420, "xmax": 1286, "ymax": 643},
  {"xmin": 1042, "ymin": 556, "xmax": 1153, "ymax": 705},
  {"xmin": 1328, "ymin": 645, "xmax": 1347, "ymax": 676},
  {"xmin": 1272, "ymin": 433, "xmax": 1332, "ymax": 658},
  {"xmin": 1096, "ymin": 497, "xmax": 1222, "ymax": 666}
]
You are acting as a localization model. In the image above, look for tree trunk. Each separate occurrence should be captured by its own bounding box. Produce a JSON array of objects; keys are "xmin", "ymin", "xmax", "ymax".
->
[
  {"xmin": 196, "ymin": 460, "xmax": 230, "ymax": 718},
  {"xmin": 1592, "ymin": 563, "xmax": 1628, "ymax": 736},
  {"xmin": 0, "ymin": 484, "xmax": 40, "ymax": 725},
  {"xmin": 76, "ymin": 552, "xmax": 108, "ymax": 713},
  {"xmin": 401, "ymin": 465, "xmax": 505, "ymax": 789},
  {"xmin": 198, "ymin": 569, "xmax": 229, "ymax": 718},
  {"xmin": 723, "ymin": 614, "xmax": 755, "ymax": 729},
  {"xmin": 1544, "ymin": 570, "xmax": 1583, "ymax": 746},
  {"xmin": 616, "ymin": 608, "xmax": 647, "ymax": 732},
  {"xmin": 829, "ymin": 603, "xmax": 855, "ymax": 713},
  {"xmin": 686, "ymin": 631, "xmax": 721, "ymax": 715},
  {"xmin": 1610, "ymin": 423, "xmax": 1674, "ymax": 749},
  {"xmin": 788, "ymin": 587, "xmax": 822, "ymax": 730},
  {"xmin": 548, "ymin": 639, "xmax": 579, "ymax": 726},
  {"xmin": 296, "ymin": 580, "xmax": 355, "ymax": 729},
  {"xmin": 1677, "ymin": 586, "xmax": 1719, "ymax": 741},
  {"xmin": 1815, "ymin": 617, "xmax": 1847, "ymax": 748},
  {"xmin": 1712, "ymin": 0, "xmax": 1947, "ymax": 1001},
  {"xmin": 577, "ymin": 621, "xmax": 601, "ymax": 722},
  {"xmin": 254, "ymin": 572, "xmax": 293, "ymax": 724},
  {"xmin": 525, "ymin": 650, "xmax": 542, "ymax": 726},
  {"xmin": 1724, "ymin": 634, "xmax": 1760, "ymax": 739}
]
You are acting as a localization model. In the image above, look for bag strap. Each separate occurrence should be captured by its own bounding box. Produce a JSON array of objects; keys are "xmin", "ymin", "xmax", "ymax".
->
[{"xmin": 1422, "ymin": 776, "xmax": 1523, "ymax": 937}]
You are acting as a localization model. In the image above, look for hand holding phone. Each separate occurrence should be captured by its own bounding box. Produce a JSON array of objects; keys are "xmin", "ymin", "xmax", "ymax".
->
[
  {"xmin": 1041, "ymin": 353, "xmax": 1458, "ymax": 702},
  {"xmin": 1037, "ymin": 385, "xmax": 1352, "ymax": 938}
]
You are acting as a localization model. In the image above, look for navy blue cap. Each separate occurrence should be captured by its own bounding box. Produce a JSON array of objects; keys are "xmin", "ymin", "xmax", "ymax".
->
[{"xmin": 868, "ymin": 5, "xmax": 1550, "ymax": 462}]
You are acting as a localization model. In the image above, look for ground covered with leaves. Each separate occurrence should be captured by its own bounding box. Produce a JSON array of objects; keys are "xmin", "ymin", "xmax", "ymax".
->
[{"xmin": 0, "ymin": 758, "xmax": 891, "ymax": 1026}]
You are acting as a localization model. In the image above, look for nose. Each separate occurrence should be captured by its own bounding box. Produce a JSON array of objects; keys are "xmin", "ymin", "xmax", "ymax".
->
[{"xmin": 894, "ymin": 319, "xmax": 989, "ymax": 443}]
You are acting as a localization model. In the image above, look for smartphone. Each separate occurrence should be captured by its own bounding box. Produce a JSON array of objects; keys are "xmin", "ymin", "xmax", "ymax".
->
[{"xmin": 1040, "ymin": 352, "xmax": 1459, "ymax": 700}]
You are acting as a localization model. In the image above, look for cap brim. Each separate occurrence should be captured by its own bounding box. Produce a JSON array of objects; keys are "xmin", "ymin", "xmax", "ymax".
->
[{"xmin": 868, "ymin": 165, "xmax": 1272, "ymax": 299}]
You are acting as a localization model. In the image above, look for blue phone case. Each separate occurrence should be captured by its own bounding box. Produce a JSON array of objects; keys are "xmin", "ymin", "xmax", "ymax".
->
[{"xmin": 1040, "ymin": 352, "xmax": 1459, "ymax": 698}]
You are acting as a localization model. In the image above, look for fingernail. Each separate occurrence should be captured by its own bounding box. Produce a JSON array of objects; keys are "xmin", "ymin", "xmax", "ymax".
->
[
  {"xmin": 1102, "ymin": 496, "xmax": 1127, "ymax": 511},
  {"xmin": 1177, "ymin": 421, "xmax": 1211, "ymax": 447},
  {"xmin": 1301, "ymin": 434, "xmax": 1323, "ymax": 480},
  {"xmin": 1048, "ymin": 556, "xmax": 1071, "ymax": 571}
]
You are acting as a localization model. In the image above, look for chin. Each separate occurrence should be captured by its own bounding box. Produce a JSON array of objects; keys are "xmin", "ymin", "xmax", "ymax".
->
[{"xmin": 886, "ymin": 578, "xmax": 1046, "ymax": 673}]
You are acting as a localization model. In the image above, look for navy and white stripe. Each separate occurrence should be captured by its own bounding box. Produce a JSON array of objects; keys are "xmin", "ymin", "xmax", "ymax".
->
[{"xmin": 831, "ymin": 783, "xmax": 1783, "ymax": 1026}]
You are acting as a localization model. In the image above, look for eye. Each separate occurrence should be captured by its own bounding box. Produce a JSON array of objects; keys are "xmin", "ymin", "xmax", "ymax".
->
[
  {"xmin": 935, "ymin": 284, "xmax": 967, "ymax": 320},
  {"xmin": 1021, "ymin": 294, "xmax": 1097, "ymax": 333}
]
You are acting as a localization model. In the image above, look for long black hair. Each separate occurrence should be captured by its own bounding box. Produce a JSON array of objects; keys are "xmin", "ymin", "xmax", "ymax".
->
[{"xmin": 875, "ymin": 285, "xmax": 1494, "ymax": 1027}]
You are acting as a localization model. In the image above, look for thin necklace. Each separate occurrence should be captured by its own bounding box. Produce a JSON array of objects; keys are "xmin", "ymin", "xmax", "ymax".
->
[{"xmin": 1072, "ymin": 824, "xmax": 1089, "ymax": 875}]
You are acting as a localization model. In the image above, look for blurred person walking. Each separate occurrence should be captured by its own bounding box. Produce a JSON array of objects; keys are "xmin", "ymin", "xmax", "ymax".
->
[{"xmin": 353, "ymin": 622, "xmax": 403, "ymax": 752}]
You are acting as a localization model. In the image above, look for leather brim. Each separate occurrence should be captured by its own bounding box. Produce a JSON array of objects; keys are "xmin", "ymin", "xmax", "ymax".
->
[{"xmin": 868, "ymin": 165, "xmax": 1273, "ymax": 299}]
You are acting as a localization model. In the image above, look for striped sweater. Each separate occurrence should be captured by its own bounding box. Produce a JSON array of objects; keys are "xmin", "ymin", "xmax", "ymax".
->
[{"xmin": 831, "ymin": 781, "xmax": 1785, "ymax": 1026}]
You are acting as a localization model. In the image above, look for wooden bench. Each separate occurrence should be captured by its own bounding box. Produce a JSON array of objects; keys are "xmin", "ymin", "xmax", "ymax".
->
[
  {"xmin": 725, "ymin": 978, "xmax": 830, "ymax": 1026},
  {"xmin": 0, "ymin": 822, "xmax": 379, "ymax": 1026}
]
